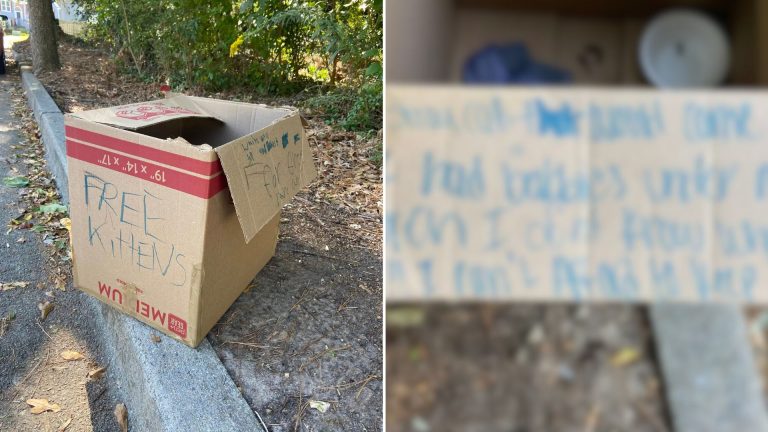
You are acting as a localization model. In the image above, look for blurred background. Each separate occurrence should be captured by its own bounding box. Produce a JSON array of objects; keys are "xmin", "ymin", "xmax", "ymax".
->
[{"xmin": 385, "ymin": 0, "xmax": 768, "ymax": 431}]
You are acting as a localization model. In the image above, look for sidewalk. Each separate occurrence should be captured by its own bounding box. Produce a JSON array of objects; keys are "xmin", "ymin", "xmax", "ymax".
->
[{"xmin": 0, "ymin": 74, "xmax": 121, "ymax": 431}]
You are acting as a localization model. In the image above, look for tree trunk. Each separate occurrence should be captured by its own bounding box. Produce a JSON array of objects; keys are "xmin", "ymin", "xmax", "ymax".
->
[{"xmin": 29, "ymin": 0, "xmax": 60, "ymax": 73}]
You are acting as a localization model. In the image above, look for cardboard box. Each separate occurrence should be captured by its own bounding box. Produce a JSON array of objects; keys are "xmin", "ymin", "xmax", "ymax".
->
[{"xmin": 64, "ymin": 95, "xmax": 316, "ymax": 347}]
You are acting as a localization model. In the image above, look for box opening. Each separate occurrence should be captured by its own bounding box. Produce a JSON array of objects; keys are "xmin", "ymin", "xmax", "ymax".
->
[
  {"xmin": 129, "ymin": 97, "xmax": 296, "ymax": 148},
  {"xmin": 69, "ymin": 96, "xmax": 297, "ymax": 149},
  {"xmin": 131, "ymin": 116, "xmax": 229, "ymax": 146}
]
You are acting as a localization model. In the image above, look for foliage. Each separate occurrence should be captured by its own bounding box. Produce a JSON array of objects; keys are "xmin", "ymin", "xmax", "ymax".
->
[
  {"xmin": 3, "ymin": 176, "xmax": 30, "ymax": 188},
  {"xmin": 73, "ymin": 0, "xmax": 382, "ymax": 131},
  {"xmin": 303, "ymin": 79, "xmax": 381, "ymax": 132},
  {"xmin": 369, "ymin": 137, "xmax": 382, "ymax": 167}
]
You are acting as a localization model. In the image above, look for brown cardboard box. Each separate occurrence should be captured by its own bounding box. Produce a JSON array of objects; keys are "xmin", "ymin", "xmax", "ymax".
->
[{"xmin": 64, "ymin": 95, "xmax": 316, "ymax": 347}]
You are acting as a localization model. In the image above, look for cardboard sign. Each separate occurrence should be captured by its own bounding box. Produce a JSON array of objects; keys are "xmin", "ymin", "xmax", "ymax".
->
[
  {"xmin": 66, "ymin": 95, "xmax": 316, "ymax": 346},
  {"xmin": 216, "ymin": 114, "xmax": 316, "ymax": 243},
  {"xmin": 387, "ymin": 85, "xmax": 768, "ymax": 303}
]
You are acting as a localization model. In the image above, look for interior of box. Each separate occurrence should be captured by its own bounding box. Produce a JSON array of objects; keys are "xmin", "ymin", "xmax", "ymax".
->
[
  {"xmin": 136, "ymin": 117, "xmax": 228, "ymax": 146},
  {"xmin": 127, "ymin": 98, "xmax": 293, "ymax": 148},
  {"xmin": 443, "ymin": 0, "xmax": 762, "ymax": 86}
]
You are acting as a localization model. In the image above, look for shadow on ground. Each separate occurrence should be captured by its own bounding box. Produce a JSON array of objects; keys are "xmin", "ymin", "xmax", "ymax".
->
[{"xmin": 210, "ymin": 207, "xmax": 383, "ymax": 432}]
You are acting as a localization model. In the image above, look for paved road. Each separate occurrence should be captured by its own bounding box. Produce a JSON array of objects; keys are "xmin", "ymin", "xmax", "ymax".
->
[{"xmin": 0, "ymin": 74, "xmax": 122, "ymax": 431}]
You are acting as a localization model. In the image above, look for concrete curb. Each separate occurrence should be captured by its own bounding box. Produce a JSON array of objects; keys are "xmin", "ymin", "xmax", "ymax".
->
[
  {"xmin": 651, "ymin": 304, "xmax": 768, "ymax": 432},
  {"xmin": 18, "ymin": 66, "xmax": 265, "ymax": 432}
]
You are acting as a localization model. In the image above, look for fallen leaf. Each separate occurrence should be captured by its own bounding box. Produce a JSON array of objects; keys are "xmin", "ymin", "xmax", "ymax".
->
[
  {"xmin": 57, "ymin": 416, "xmax": 72, "ymax": 431},
  {"xmin": 54, "ymin": 277, "xmax": 66, "ymax": 290},
  {"xmin": 150, "ymin": 334, "xmax": 161, "ymax": 343},
  {"xmin": 610, "ymin": 347, "xmax": 641, "ymax": 367},
  {"xmin": 0, "ymin": 281, "xmax": 29, "ymax": 291},
  {"xmin": 60, "ymin": 217, "xmax": 71, "ymax": 232},
  {"xmin": 115, "ymin": 403, "xmax": 128, "ymax": 432},
  {"xmin": 88, "ymin": 366, "xmax": 106, "ymax": 379},
  {"xmin": 52, "ymin": 365, "xmax": 68, "ymax": 371},
  {"xmin": 38, "ymin": 203, "xmax": 67, "ymax": 214},
  {"xmin": 308, "ymin": 400, "xmax": 330, "ymax": 413},
  {"xmin": 3, "ymin": 176, "xmax": 30, "ymax": 188},
  {"xmin": 38, "ymin": 301, "xmax": 54, "ymax": 320},
  {"xmin": 60, "ymin": 350, "xmax": 84, "ymax": 361},
  {"xmin": 585, "ymin": 405, "xmax": 601, "ymax": 432},
  {"xmin": 26, "ymin": 398, "xmax": 61, "ymax": 414}
]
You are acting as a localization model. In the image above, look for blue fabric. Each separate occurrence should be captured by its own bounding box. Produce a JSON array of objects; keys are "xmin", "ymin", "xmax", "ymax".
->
[{"xmin": 462, "ymin": 43, "xmax": 571, "ymax": 84}]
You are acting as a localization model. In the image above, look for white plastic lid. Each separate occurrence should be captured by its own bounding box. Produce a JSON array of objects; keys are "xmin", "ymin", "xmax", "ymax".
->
[{"xmin": 639, "ymin": 9, "xmax": 730, "ymax": 88}]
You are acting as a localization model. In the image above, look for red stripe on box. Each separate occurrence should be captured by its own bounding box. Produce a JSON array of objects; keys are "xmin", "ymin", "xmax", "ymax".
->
[
  {"xmin": 66, "ymin": 140, "xmax": 227, "ymax": 199},
  {"xmin": 65, "ymin": 126, "xmax": 223, "ymax": 176}
]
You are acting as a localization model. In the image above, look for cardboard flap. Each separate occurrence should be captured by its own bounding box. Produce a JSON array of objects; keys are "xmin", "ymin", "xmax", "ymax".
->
[
  {"xmin": 69, "ymin": 95, "xmax": 220, "ymax": 130},
  {"xmin": 215, "ymin": 113, "xmax": 316, "ymax": 243}
]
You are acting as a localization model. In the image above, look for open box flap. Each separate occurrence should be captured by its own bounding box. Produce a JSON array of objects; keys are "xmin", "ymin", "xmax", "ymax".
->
[
  {"xmin": 215, "ymin": 112, "xmax": 316, "ymax": 243},
  {"xmin": 68, "ymin": 95, "xmax": 221, "ymax": 130}
]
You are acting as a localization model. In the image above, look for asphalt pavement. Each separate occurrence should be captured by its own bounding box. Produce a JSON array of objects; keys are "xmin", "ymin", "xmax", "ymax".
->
[{"xmin": 0, "ymin": 74, "xmax": 122, "ymax": 431}]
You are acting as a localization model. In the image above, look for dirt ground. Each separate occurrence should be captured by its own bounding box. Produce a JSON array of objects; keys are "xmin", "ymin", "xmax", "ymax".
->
[
  {"xmin": 210, "ymin": 212, "xmax": 382, "ymax": 431},
  {"xmin": 12, "ymin": 38, "xmax": 383, "ymax": 431},
  {"xmin": 387, "ymin": 304, "xmax": 669, "ymax": 432}
]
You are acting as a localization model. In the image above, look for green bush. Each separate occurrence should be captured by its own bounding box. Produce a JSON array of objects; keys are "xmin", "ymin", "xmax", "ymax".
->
[
  {"xmin": 73, "ymin": 0, "xmax": 382, "ymax": 131},
  {"xmin": 343, "ymin": 81, "xmax": 382, "ymax": 132},
  {"xmin": 369, "ymin": 138, "xmax": 382, "ymax": 167},
  {"xmin": 303, "ymin": 80, "xmax": 381, "ymax": 134}
]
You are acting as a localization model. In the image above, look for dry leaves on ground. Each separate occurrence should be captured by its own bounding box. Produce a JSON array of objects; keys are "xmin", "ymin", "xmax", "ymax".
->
[
  {"xmin": 13, "ymin": 40, "xmax": 160, "ymax": 114},
  {"xmin": 304, "ymin": 124, "xmax": 382, "ymax": 246},
  {"xmin": 115, "ymin": 403, "xmax": 128, "ymax": 432},
  {"xmin": 26, "ymin": 398, "xmax": 61, "ymax": 414},
  {"xmin": 88, "ymin": 366, "xmax": 106, "ymax": 379},
  {"xmin": 60, "ymin": 350, "xmax": 84, "ymax": 361},
  {"xmin": 38, "ymin": 301, "xmax": 54, "ymax": 320},
  {"xmin": 57, "ymin": 417, "xmax": 72, "ymax": 431},
  {"xmin": 8, "ymin": 88, "xmax": 73, "ymax": 287},
  {"xmin": 0, "ymin": 281, "xmax": 29, "ymax": 291}
]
